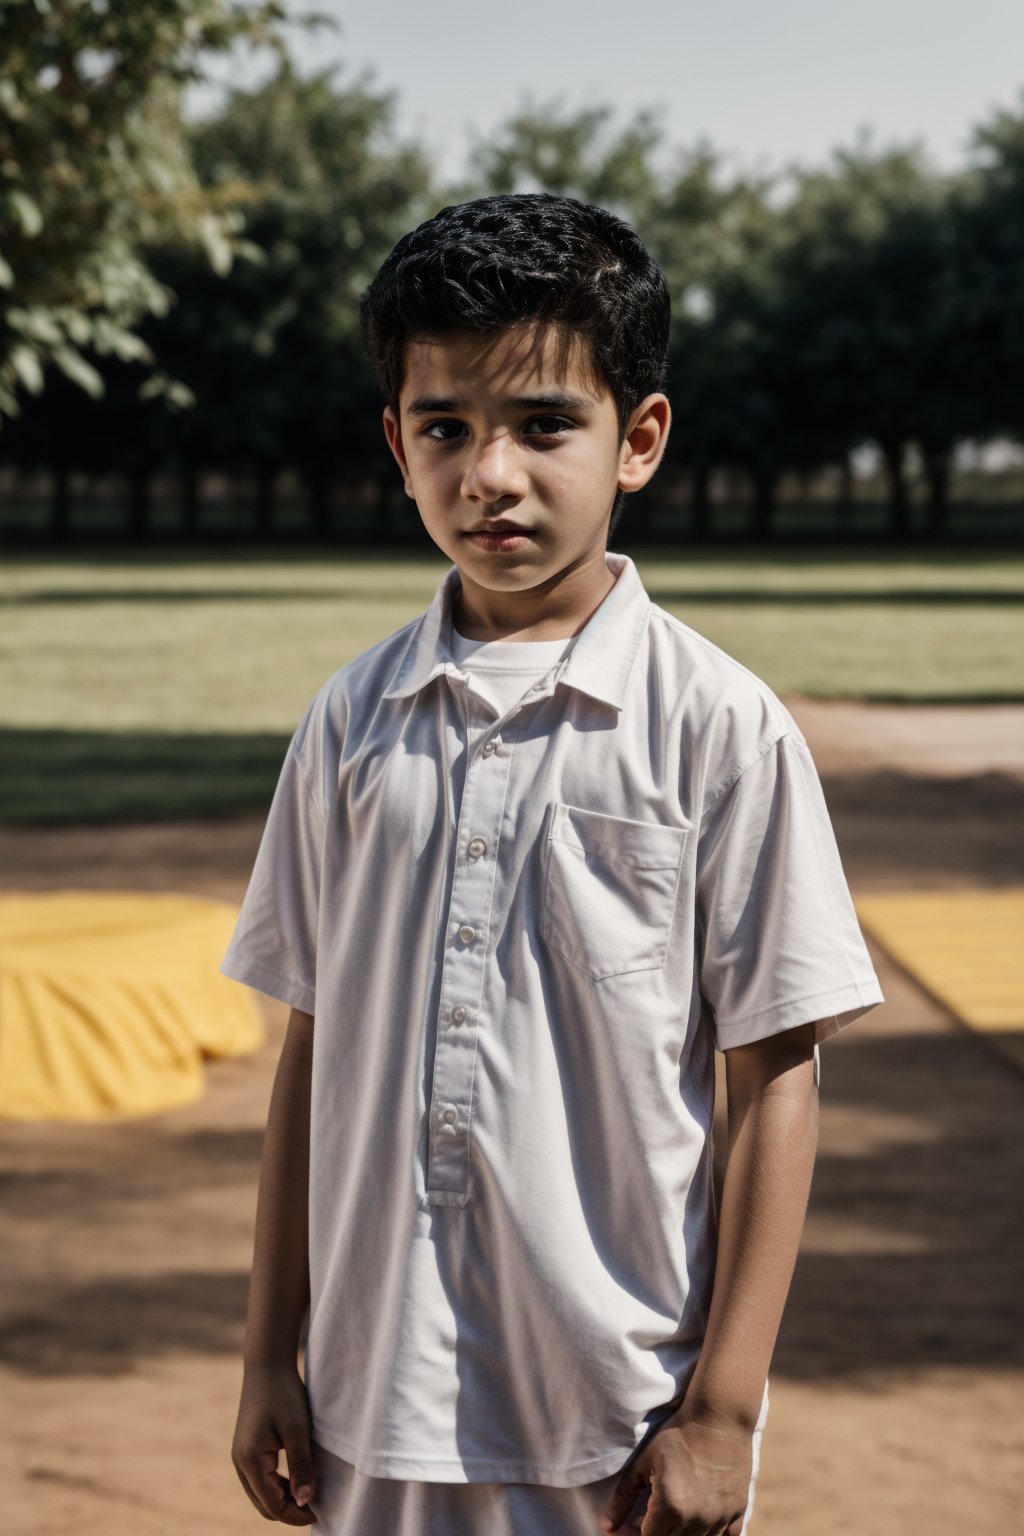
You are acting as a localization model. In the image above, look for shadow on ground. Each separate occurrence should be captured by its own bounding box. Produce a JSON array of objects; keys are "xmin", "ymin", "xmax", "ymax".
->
[
  {"xmin": 4, "ymin": 725, "xmax": 1024, "ymax": 887},
  {"xmin": 0, "ymin": 728, "xmax": 291, "ymax": 824},
  {"xmin": 1, "ymin": 1016, "xmax": 1021, "ymax": 1379},
  {"xmin": 776, "ymin": 1025, "xmax": 1024, "ymax": 1378}
]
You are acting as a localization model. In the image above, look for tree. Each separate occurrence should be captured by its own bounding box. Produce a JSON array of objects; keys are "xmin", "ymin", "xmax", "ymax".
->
[
  {"xmin": 0, "ymin": 0, "xmax": 296, "ymax": 424},
  {"xmin": 462, "ymin": 97, "xmax": 664, "ymax": 229},
  {"xmin": 652, "ymin": 153, "xmax": 798, "ymax": 537},
  {"xmin": 954, "ymin": 97, "xmax": 1024, "ymax": 454},
  {"xmin": 463, "ymin": 113, "xmax": 815, "ymax": 539},
  {"xmin": 164, "ymin": 54, "xmax": 436, "ymax": 537},
  {"xmin": 776, "ymin": 138, "xmax": 961, "ymax": 537}
]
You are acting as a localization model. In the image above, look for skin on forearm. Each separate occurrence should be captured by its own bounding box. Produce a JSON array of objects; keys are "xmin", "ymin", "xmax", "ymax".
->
[
  {"xmin": 243, "ymin": 1006, "xmax": 315, "ymax": 1371},
  {"xmin": 678, "ymin": 1020, "xmax": 820, "ymax": 1431}
]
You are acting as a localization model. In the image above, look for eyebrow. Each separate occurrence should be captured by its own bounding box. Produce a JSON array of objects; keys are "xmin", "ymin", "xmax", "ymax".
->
[{"xmin": 406, "ymin": 392, "xmax": 596, "ymax": 416}]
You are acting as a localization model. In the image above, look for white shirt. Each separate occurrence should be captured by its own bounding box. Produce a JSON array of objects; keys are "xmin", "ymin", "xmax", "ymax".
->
[
  {"xmin": 448, "ymin": 624, "xmax": 572, "ymax": 716},
  {"xmin": 220, "ymin": 550, "xmax": 884, "ymax": 1486}
]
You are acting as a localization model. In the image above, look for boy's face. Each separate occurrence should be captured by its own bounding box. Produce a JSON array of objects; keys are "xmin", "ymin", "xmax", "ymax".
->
[{"xmin": 382, "ymin": 323, "xmax": 669, "ymax": 629}]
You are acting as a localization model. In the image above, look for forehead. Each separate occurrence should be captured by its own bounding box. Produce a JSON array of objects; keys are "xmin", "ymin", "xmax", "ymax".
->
[{"xmin": 398, "ymin": 324, "xmax": 608, "ymax": 407}]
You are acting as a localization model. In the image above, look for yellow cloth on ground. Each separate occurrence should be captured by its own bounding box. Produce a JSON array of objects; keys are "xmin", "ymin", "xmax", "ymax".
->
[
  {"xmin": 0, "ymin": 892, "xmax": 264, "ymax": 1121},
  {"xmin": 856, "ymin": 888, "xmax": 1024, "ymax": 1071}
]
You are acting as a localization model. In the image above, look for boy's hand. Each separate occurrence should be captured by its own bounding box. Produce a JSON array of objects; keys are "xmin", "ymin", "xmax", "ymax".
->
[
  {"xmin": 599, "ymin": 1413, "xmax": 753, "ymax": 1535},
  {"xmin": 232, "ymin": 1362, "xmax": 318, "ymax": 1525}
]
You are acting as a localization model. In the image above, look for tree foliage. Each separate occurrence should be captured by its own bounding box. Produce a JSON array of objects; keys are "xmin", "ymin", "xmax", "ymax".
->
[
  {"xmin": 161, "ymin": 55, "xmax": 435, "ymax": 521},
  {"xmin": 1, "ymin": 35, "xmax": 1023, "ymax": 542},
  {"xmin": 0, "ymin": 0, "xmax": 294, "ymax": 418}
]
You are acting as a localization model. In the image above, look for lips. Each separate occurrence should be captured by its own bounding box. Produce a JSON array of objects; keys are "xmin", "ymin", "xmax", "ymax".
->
[{"xmin": 465, "ymin": 525, "xmax": 532, "ymax": 535}]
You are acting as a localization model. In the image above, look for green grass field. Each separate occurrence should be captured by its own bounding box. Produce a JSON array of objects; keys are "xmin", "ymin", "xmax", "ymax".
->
[{"xmin": 2, "ymin": 547, "xmax": 1020, "ymax": 823}]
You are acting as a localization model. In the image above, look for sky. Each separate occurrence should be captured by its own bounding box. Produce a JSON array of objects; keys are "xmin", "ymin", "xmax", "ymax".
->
[{"xmin": 184, "ymin": 0, "xmax": 1024, "ymax": 184}]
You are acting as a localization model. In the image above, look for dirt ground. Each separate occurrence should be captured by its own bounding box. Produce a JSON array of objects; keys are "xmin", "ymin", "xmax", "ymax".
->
[{"xmin": 1, "ymin": 698, "xmax": 1022, "ymax": 1536}]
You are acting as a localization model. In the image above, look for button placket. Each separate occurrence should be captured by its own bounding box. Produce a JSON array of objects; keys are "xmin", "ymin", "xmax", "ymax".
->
[{"xmin": 427, "ymin": 693, "xmax": 529, "ymax": 1207}]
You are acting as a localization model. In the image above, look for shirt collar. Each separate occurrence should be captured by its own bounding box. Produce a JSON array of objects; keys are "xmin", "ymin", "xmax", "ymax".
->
[{"xmin": 381, "ymin": 550, "xmax": 651, "ymax": 712}]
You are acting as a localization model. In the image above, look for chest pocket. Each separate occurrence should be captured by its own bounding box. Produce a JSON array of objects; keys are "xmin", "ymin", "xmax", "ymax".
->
[{"xmin": 540, "ymin": 801, "xmax": 689, "ymax": 981}]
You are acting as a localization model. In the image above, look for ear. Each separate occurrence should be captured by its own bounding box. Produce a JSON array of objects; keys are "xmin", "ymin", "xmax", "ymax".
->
[
  {"xmin": 383, "ymin": 405, "xmax": 416, "ymax": 499},
  {"xmin": 617, "ymin": 393, "xmax": 671, "ymax": 494}
]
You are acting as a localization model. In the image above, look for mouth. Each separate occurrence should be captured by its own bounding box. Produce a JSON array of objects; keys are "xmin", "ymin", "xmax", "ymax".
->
[
  {"xmin": 464, "ymin": 523, "xmax": 533, "ymax": 535},
  {"xmin": 464, "ymin": 528, "xmax": 534, "ymax": 551}
]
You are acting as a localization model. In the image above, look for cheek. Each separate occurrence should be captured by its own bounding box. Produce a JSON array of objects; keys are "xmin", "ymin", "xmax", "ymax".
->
[
  {"xmin": 539, "ymin": 444, "xmax": 614, "ymax": 503},
  {"xmin": 408, "ymin": 450, "xmax": 457, "ymax": 497}
]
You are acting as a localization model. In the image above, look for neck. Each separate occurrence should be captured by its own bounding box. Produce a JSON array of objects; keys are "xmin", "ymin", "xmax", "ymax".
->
[{"xmin": 452, "ymin": 552, "xmax": 617, "ymax": 643}]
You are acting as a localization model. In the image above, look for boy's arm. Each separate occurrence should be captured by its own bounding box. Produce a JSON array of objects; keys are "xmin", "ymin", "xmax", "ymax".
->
[
  {"xmin": 601, "ymin": 1020, "xmax": 820, "ymax": 1536},
  {"xmin": 243, "ymin": 1005, "xmax": 315, "ymax": 1370},
  {"xmin": 683, "ymin": 1018, "xmax": 819, "ymax": 1428},
  {"xmin": 232, "ymin": 1006, "xmax": 319, "ymax": 1527}
]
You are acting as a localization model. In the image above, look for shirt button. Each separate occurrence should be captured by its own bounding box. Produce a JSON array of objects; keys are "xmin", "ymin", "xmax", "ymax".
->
[
  {"xmin": 440, "ymin": 1105, "xmax": 458, "ymax": 1123},
  {"xmin": 482, "ymin": 740, "xmax": 497, "ymax": 756},
  {"xmin": 458, "ymin": 924, "xmax": 476, "ymax": 943},
  {"xmin": 467, "ymin": 837, "xmax": 487, "ymax": 858},
  {"xmin": 451, "ymin": 1005, "xmax": 467, "ymax": 1023}
]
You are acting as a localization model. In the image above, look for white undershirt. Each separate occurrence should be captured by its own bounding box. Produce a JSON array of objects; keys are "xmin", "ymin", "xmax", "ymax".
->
[{"xmin": 450, "ymin": 625, "xmax": 574, "ymax": 716}]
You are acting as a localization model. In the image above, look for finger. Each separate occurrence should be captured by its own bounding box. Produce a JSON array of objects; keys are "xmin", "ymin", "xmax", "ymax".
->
[
  {"xmin": 234, "ymin": 1460, "xmax": 274, "ymax": 1521},
  {"xmin": 281, "ymin": 1422, "xmax": 317, "ymax": 1510},
  {"xmin": 258, "ymin": 1469, "xmax": 318, "ymax": 1526},
  {"xmin": 600, "ymin": 1457, "xmax": 649, "ymax": 1531},
  {"xmin": 233, "ymin": 1444, "xmax": 284, "ymax": 1521},
  {"xmin": 250, "ymin": 1447, "xmax": 290, "ymax": 1520},
  {"xmin": 257, "ymin": 1452, "xmax": 318, "ymax": 1526},
  {"xmin": 252, "ymin": 1448, "xmax": 315, "ymax": 1524},
  {"xmin": 607, "ymin": 1493, "xmax": 645, "ymax": 1533},
  {"xmin": 637, "ymin": 1492, "xmax": 660, "ymax": 1536},
  {"xmin": 638, "ymin": 1484, "xmax": 687, "ymax": 1536}
]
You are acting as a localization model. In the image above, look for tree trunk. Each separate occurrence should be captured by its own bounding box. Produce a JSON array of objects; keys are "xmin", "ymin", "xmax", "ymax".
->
[
  {"xmin": 306, "ymin": 469, "xmax": 331, "ymax": 539},
  {"xmin": 921, "ymin": 445, "xmax": 951, "ymax": 536},
  {"xmin": 181, "ymin": 464, "xmax": 200, "ymax": 539},
  {"xmin": 837, "ymin": 452, "xmax": 854, "ymax": 517},
  {"xmin": 368, "ymin": 471, "xmax": 407, "ymax": 545},
  {"xmin": 128, "ymin": 469, "xmax": 150, "ymax": 541},
  {"xmin": 879, "ymin": 439, "xmax": 911, "ymax": 540},
  {"xmin": 52, "ymin": 466, "xmax": 72, "ymax": 541},
  {"xmin": 255, "ymin": 466, "xmax": 276, "ymax": 538},
  {"xmin": 749, "ymin": 468, "xmax": 775, "ymax": 541},
  {"xmin": 691, "ymin": 465, "xmax": 712, "ymax": 541}
]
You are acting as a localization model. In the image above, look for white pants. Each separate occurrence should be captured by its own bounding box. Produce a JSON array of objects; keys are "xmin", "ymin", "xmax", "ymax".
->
[{"xmin": 309, "ymin": 1384, "xmax": 769, "ymax": 1535}]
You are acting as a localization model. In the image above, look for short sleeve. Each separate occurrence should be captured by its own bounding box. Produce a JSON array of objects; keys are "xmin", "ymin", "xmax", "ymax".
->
[
  {"xmin": 219, "ymin": 703, "xmax": 327, "ymax": 1014},
  {"xmin": 696, "ymin": 730, "xmax": 884, "ymax": 1051}
]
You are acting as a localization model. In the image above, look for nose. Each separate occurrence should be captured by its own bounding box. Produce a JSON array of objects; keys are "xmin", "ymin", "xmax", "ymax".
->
[{"xmin": 461, "ymin": 431, "xmax": 528, "ymax": 504}]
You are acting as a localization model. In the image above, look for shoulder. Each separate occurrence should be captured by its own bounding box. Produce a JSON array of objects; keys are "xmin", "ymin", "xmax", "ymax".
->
[
  {"xmin": 289, "ymin": 613, "xmax": 423, "ymax": 807},
  {"xmin": 646, "ymin": 602, "xmax": 804, "ymax": 813}
]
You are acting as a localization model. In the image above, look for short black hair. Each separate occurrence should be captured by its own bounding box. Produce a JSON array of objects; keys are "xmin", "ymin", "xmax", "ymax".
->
[{"xmin": 358, "ymin": 192, "xmax": 671, "ymax": 538}]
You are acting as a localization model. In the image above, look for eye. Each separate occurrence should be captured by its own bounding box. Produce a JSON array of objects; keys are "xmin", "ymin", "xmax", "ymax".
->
[
  {"xmin": 524, "ymin": 415, "xmax": 575, "ymax": 437},
  {"xmin": 420, "ymin": 419, "xmax": 466, "ymax": 442}
]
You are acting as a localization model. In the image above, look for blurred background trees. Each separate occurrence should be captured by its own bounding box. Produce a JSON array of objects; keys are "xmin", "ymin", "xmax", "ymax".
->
[
  {"xmin": 1, "ymin": 0, "xmax": 1023, "ymax": 545},
  {"xmin": 0, "ymin": 1, "xmax": 291, "ymax": 412}
]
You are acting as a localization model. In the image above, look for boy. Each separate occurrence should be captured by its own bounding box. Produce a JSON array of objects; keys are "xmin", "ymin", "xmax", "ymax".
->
[{"xmin": 224, "ymin": 193, "xmax": 884, "ymax": 1536}]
